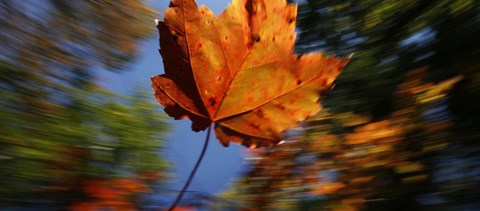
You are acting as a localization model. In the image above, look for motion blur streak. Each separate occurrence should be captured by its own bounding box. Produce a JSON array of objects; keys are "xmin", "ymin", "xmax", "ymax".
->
[
  {"xmin": 212, "ymin": 0, "xmax": 480, "ymax": 210},
  {"xmin": 1, "ymin": 0, "xmax": 479, "ymax": 210},
  {"xmin": 0, "ymin": 1, "xmax": 170, "ymax": 210}
]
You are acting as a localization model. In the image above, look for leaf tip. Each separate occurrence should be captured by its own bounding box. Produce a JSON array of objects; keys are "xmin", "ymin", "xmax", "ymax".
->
[{"xmin": 221, "ymin": 141, "xmax": 230, "ymax": 147}]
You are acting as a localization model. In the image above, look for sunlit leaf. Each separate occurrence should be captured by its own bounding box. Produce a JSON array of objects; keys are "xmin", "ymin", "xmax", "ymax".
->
[{"xmin": 152, "ymin": 0, "xmax": 349, "ymax": 147}]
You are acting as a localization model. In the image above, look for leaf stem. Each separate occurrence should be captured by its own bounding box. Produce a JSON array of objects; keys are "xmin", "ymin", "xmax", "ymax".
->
[{"xmin": 169, "ymin": 125, "xmax": 212, "ymax": 211}]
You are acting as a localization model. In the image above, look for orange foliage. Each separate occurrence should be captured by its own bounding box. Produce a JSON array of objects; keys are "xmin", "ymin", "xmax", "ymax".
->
[
  {"xmin": 70, "ymin": 177, "xmax": 150, "ymax": 211},
  {"xmin": 231, "ymin": 70, "xmax": 461, "ymax": 210}
]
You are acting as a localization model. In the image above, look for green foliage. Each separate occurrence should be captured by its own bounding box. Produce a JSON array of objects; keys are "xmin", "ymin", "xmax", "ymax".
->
[
  {"xmin": 0, "ymin": 73, "xmax": 169, "ymax": 205},
  {"xmin": 0, "ymin": 0, "xmax": 167, "ymax": 208}
]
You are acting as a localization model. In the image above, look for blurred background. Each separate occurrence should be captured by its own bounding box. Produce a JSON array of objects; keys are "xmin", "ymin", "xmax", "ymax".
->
[{"xmin": 1, "ymin": 0, "xmax": 479, "ymax": 210}]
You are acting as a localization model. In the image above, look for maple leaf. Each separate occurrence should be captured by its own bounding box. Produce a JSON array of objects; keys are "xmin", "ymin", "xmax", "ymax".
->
[{"xmin": 152, "ymin": 0, "xmax": 349, "ymax": 148}]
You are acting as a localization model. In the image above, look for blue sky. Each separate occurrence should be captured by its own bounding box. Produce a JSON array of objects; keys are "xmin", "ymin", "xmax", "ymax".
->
[{"xmin": 99, "ymin": 0, "xmax": 243, "ymax": 201}]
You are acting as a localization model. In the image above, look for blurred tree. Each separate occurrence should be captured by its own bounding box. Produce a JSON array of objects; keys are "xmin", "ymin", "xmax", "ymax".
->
[
  {"xmin": 0, "ymin": 0, "xmax": 168, "ymax": 209},
  {"xmin": 293, "ymin": 1, "xmax": 480, "ymax": 209},
  {"xmin": 0, "ymin": 78, "xmax": 169, "ymax": 208},
  {"xmin": 215, "ymin": 70, "xmax": 470, "ymax": 210},
  {"xmin": 295, "ymin": 0, "xmax": 479, "ymax": 122},
  {"xmin": 214, "ymin": 0, "xmax": 479, "ymax": 210},
  {"xmin": 0, "ymin": 0, "xmax": 155, "ymax": 85}
]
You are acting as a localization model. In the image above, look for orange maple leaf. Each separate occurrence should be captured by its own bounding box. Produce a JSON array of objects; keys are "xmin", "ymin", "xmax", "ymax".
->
[{"xmin": 152, "ymin": 0, "xmax": 349, "ymax": 148}]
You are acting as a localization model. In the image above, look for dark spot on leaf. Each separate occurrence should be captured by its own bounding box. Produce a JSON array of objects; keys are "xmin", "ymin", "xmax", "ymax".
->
[
  {"xmin": 297, "ymin": 80, "xmax": 302, "ymax": 85},
  {"xmin": 224, "ymin": 36, "xmax": 228, "ymax": 40},
  {"xmin": 209, "ymin": 97, "xmax": 216, "ymax": 106},
  {"xmin": 251, "ymin": 35, "xmax": 260, "ymax": 43},
  {"xmin": 277, "ymin": 105, "xmax": 286, "ymax": 110},
  {"xmin": 249, "ymin": 123, "xmax": 260, "ymax": 129},
  {"xmin": 288, "ymin": 18, "xmax": 294, "ymax": 24},
  {"xmin": 272, "ymin": 37, "xmax": 275, "ymax": 41},
  {"xmin": 257, "ymin": 109, "xmax": 265, "ymax": 118}
]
